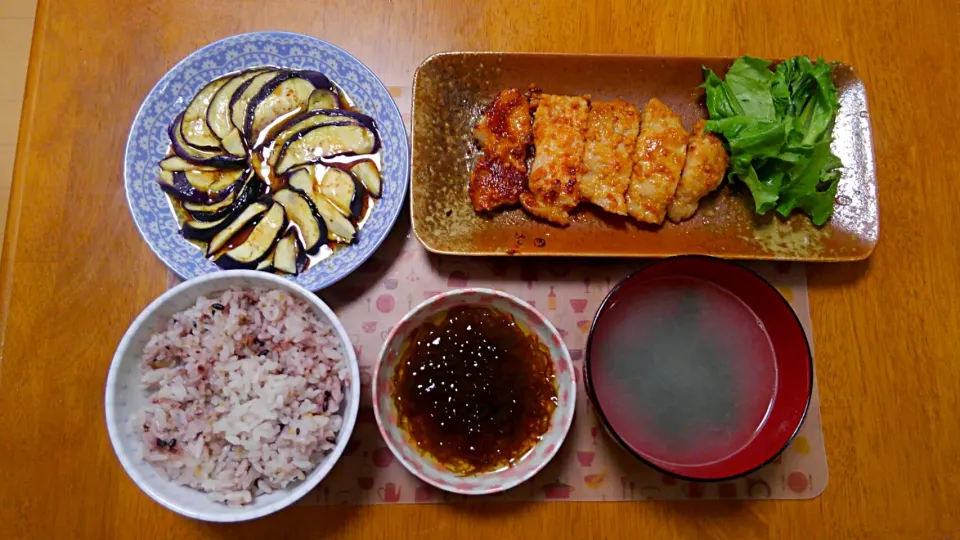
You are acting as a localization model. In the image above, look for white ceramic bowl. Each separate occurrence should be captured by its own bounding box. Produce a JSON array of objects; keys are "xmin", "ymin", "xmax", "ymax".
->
[
  {"xmin": 104, "ymin": 271, "xmax": 360, "ymax": 521},
  {"xmin": 373, "ymin": 288, "xmax": 576, "ymax": 496}
]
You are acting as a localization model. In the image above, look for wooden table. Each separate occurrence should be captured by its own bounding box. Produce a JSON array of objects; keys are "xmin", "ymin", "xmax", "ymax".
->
[{"xmin": 2, "ymin": 0, "xmax": 958, "ymax": 537}]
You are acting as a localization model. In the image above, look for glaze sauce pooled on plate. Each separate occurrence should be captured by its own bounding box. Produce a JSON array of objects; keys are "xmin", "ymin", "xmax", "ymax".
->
[{"xmin": 392, "ymin": 305, "xmax": 557, "ymax": 475}]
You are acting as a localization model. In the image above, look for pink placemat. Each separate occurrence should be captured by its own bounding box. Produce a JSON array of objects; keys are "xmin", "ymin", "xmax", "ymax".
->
[
  {"xmin": 163, "ymin": 225, "xmax": 827, "ymax": 503},
  {"xmin": 162, "ymin": 86, "xmax": 828, "ymax": 503}
]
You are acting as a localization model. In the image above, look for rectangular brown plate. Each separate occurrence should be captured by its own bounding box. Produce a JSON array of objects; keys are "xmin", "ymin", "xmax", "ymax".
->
[{"xmin": 410, "ymin": 53, "xmax": 878, "ymax": 260}]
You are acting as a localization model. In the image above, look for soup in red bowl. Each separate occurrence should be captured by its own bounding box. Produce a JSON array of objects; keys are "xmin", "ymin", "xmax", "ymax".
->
[{"xmin": 585, "ymin": 256, "xmax": 812, "ymax": 481}]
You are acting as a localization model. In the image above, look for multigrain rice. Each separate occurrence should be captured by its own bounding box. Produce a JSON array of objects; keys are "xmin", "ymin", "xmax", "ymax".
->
[{"xmin": 137, "ymin": 287, "xmax": 347, "ymax": 505}]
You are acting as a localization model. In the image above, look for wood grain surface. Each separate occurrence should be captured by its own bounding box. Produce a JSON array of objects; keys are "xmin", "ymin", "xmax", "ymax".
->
[{"xmin": 1, "ymin": 0, "xmax": 958, "ymax": 538}]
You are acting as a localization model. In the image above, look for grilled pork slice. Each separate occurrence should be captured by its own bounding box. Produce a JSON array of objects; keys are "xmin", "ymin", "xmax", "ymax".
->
[
  {"xmin": 667, "ymin": 120, "xmax": 729, "ymax": 222},
  {"xmin": 626, "ymin": 98, "xmax": 689, "ymax": 224},
  {"xmin": 469, "ymin": 88, "xmax": 533, "ymax": 212},
  {"xmin": 520, "ymin": 94, "xmax": 589, "ymax": 226},
  {"xmin": 579, "ymin": 99, "xmax": 640, "ymax": 215}
]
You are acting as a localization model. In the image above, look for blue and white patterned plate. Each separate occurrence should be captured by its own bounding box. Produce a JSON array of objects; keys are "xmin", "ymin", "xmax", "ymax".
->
[{"xmin": 124, "ymin": 32, "xmax": 409, "ymax": 291}]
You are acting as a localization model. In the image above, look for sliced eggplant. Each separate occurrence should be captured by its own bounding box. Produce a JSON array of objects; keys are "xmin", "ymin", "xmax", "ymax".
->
[
  {"xmin": 175, "ymin": 172, "xmax": 240, "ymax": 202},
  {"xmin": 307, "ymin": 88, "xmax": 340, "ymax": 110},
  {"xmin": 266, "ymin": 112, "xmax": 357, "ymax": 166},
  {"xmin": 181, "ymin": 213, "xmax": 233, "ymax": 242},
  {"xmin": 271, "ymin": 188, "xmax": 326, "ymax": 254},
  {"xmin": 181, "ymin": 76, "xmax": 230, "ymax": 149},
  {"xmin": 288, "ymin": 169, "xmax": 357, "ymax": 243},
  {"xmin": 296, "ymin": 70, "xmax": 333, "ymax": 92},
  {"xmin": 181, "ymin": 168, "xmax": 246, "ymax": 193},
  {"xmin": 286, "ymin": 168, "xmax": 314, "ymax": 193},
  {"xmin": 218, "ymin": 70, "xmax": 284, "ymax": 156},
  {"xmin": 169, "ymin": 112, "xmax": 246, "ymax": 168},
  {"xmin": 275, "ymin": 123, "xmax": 379, "ymax": 175},
  {"xmin": 219, "ymin": 127, "xmax": 248, "ymax": 158},
  {"xmin": 206, "ymin": 200, "xmax": 270, "ymax": 256},
  {"xmin": 181, "ymin": 175, "xmax": 264, "ymax": 236},
  {"xmin": 182, "ymin": 190, "xmax": 237, "ymax": 222},
  {"xmin": 297, "ymin": 109, "xmax": 378, "ymax": 133},
  {"xmin": 159, "ymin": 155, "xmax": 222, "ymax": 172},
  {"xmin": 157, "ymin": 170, "xmax": 240, "ymax": 204},
  {"xmin": 350, "ymin": 160, "xmax": 382, "ymax": 198},
  {"xmin": 273, "ymin": 230, "xmax": 308, "ymax": 275},
  {"xmin": 318, "ymin": 167, "xmax": 364, "ymax": 218},
  {"xmin": 183, "ymin": 173, "xmax": 263, "ymax": 222},
  {"xmin": 230, "ymin": 71, "xmax": 285, "ymax": 135},
  {"xmin": 245, "ymin": 75, "xmax": 316, "ymax": 142},
  {"xmin": 207, "ymin": 69, "xmax": 270, "ymax": 156},
  {"xmin": 279, "ymin": 109, "xmax": 375, "ymax": 133},
  {"xmin": 215, "ymin": 202, "xmax": 287, "ymax": 270},
  {"xmin": 255, "ymin": 248, "xmax": 275, "ymax": 271},
  {"xmin": 157, "ymin": 170, "xmax": 191, "ymax": 199},
  {"xmin": 313, "ymin": 194, "xmax": 357, "ymax": 244}
]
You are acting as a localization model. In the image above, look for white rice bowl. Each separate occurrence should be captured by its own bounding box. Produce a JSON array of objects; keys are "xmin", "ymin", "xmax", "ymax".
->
[{"xmin": 105, "ymin": 271, "xmax": 359, "ymax": 522}]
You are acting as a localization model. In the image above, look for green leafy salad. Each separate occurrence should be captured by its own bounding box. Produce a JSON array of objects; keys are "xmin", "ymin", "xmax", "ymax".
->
[{"xmin": 702, "ymin": 56, "xmax": 843, "ymax": 225}]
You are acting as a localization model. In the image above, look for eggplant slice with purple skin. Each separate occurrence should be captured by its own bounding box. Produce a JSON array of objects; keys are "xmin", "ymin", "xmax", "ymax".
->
[
  {"xmin": 317, "ymin": 167, "xmax": 365, "ymax": 219},
  {"xmin": 275, "ymin": 122, "xmax": 379, "ymax": 175},
  {"xmin": 230, "ymin": 71, "xmax": 286, "ymax": 136},
  {"xmin": 157, "ymin": 170, "xmax": 197, "ymax": 202},
  {"xmin": 273, "ymin": 230, "xmax": 308, "ymax": 275},
  {"xmin": 206, "ymin": 199, "xmax": 271, "ymax": 256},
  {"xmin": 300, "ymin": 109, "xmax": 378, "ymax": 133},
  {"xmin": 350, "ymin": 160, "xmax": 382, "ymax": 198},
  {"xmin": 181, "ymin": 168, "xmax": 246, "ymax": 193},
  {"xmin": 266, "ymin": 112, "xmax": 357, "ymax": 165},
  {"xmin": 295, "ymin": 70, "xmax": 334, "ymax": 93},
  {"xmin": 207, "ymin": 69, "xmax": 272, "ymax": 156},
  {"xmin": 242, "ymin": 70, "xmax": 338, "ymax": 151},
  {"xmin": 183, "ymin": 172, "xmax": 263, "ymax": 222},
  {"xmin": 244, "ymin": 75, "xmax": 316, "ymax": 144},
  {"xmin": 278, "ymin": 108, "xmax": 376, "ymax": 133},
  {"xmin": 215, "ymin": 202, "xmax": 287, "ymax": 270},
  {"xmin": 222, "ymin": 70, "xmax": 285, "ymax": 156},
  {"xmin": 182, "ymin": 190, "xmax": 237, "ymax": 222},
  {"xmin": 265, "ymin": 109, "xmax": 376, "ymax": 164},
  {"xmin": 181, "ymin": 213, "xmax": 234, "ymax": 242},
  {"xmin": 157, "ymin": 170, "xmax": 242, "ymax": 205},
  {"xmin": 181, "ymin": 76, "xmax": 231, "ymax": 150},
  {"xmin": 159, "ymin": 155, "xmax": 222, "ymax": 173},
  {"xmin": 288, "ymin": 169, "xmax": 357, "ymax": 243},
  {"xmin": 271, "ymin": 188, "xmax": 326, "ymax": 254},
  {"xmin": 182, "ymin": 178, "xmax": 265, "ymax": 236},
  {"xmin": 169, "ymin": 112, "xmax": 246, "ymax": 169},
  {"xmin": 307, "ymin": 88, "xmax": 340, "ymax": 111},
  {"xmin": 255, "ymin": 248, "xmax": 276, "ymax": 271},
  {"xmin": 312, "ymin": 193, "xmax": 357, "ymax": 244}
]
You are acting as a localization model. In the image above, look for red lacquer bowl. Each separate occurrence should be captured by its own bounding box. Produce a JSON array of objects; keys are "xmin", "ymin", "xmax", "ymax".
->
[{"xmin": 585, "ymin": 256, "xmax": 813, "ymax": 481}]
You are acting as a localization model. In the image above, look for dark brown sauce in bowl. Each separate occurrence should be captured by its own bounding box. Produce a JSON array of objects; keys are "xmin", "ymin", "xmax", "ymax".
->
[{"xmin": 391, "ymin": 305, "xmax": 558, "ymax": 475}]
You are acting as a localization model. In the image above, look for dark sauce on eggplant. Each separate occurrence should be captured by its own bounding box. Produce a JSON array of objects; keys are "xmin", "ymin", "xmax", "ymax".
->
[
  {"xmin": 392, "ymin": 305, "xmax": 558, "ymax": 475},
  {"xmin": 163, "ymin": 70, "xmax": 382, "ymax": 271}
]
